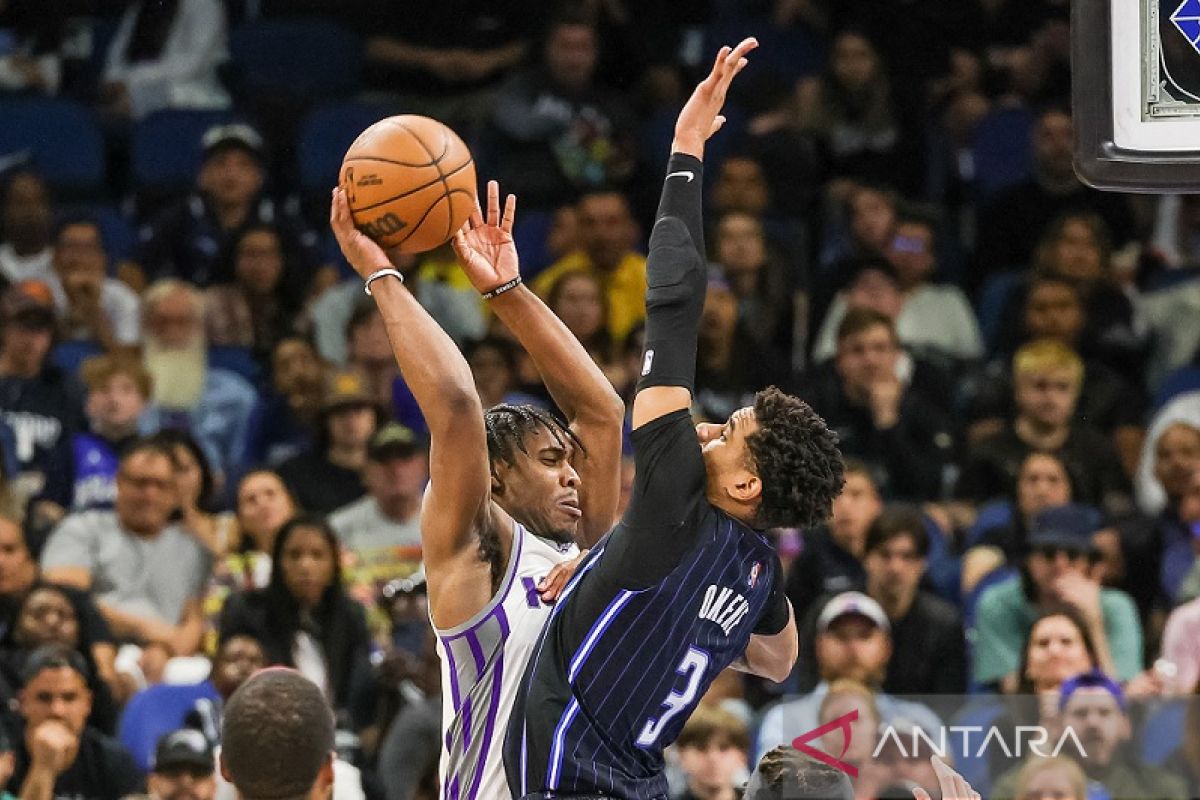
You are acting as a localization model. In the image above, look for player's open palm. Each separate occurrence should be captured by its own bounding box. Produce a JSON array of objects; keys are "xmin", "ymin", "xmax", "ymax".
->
[
  {"xmin": 330, "ymin": 187, "xmax": 394, "ymax": 280},
  {"xmin": 673, "ymin": 37, "xmax": 757, "ymax": 155},
  {"xmin": 453, "ymin": 180, "xmax": 520, "ymax": 294},
  {"xmin": 913, "ymin": 755, "xmax": 982, "ymax": 800}
]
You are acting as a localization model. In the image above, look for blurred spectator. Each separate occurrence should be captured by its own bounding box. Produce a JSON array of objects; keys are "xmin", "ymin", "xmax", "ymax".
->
[
  {"xmin": 218, "ymin": 516, "xmax": 372, "ymax": 721},
  {"xmin": 956, "ymin": 340, "xmax": 1130, "ymax": 513},
  {"xmin": 150, "ymin": 429, "xmax": 223, "ymax": 557},
  {"xmin": 344, "ymin": 303, "xmax": 400, "ymax": 414},
  {"xmin": 1014, "ymin": 607, "xmax": 1100, "ymax": 694},
  {"xmin": 464, "ymin": 336, "xmax": 546, "ymax": 410},
  {"xmin": 815, "ymin": 680, "xmax": 879, "ymax": 778},
  {"xmin": 56, "ymin": 355, "xmax": 150, "ymax": 513},
  {"xmin": 0, "ymin": 517, "xmax": 127, "ymax": 706},
  {"xmin": 712, "ymin": 212, "xmax": 797, "ymax": 359},
  {"xmin": 203, "ymin": 223, "xmax": 306, "ymax": 363},
  {"xmin": 0, "ymin": 0, "xmax": 66, "ymax": 94},
  {"xmin": 754, "ymin": 592, "xmax": 941, "ymax": 761},
  {"xmin": 785, "ymin": 460, "xmax": 880, "ymax": 617},
  {"xmin": 532, "ymin": 191, "xmax": 645, "ymax": 346},
  {"xmin": 0, "ymin": 169, "xmax": 54, "ymax": 286},
  {"xmin": 694, "ymin": 273, "xmax": 790, "ymax": 424},
  {"xmin": 544, "ymin": 270, "xmax": 624, "ymax": 389},
  {"xmin": 991, "ymin": 672, "xmax": 1187, "ymax": 800},
  {"xmin": 968, "ymin": 451, "xmax": 1075, "ymax": 565},
  {"xmin": 47, "ymin": 218, "xmax": 141, "ymax": 350},
  {"xmin": 41, "ymin": 440, "xmax": 213, "ymax": 662},
  {"xmin": 1140, "ymin": 426, "xmax": 1200, "ymax": 608},
  {"xmin": 814, "ymin": 184, "xmax": 898, "ymax": 329},
  {"xmin": 973, "ymin": 274, "xmax": 1145, "ymax": 473},
  {"xmin": 806, "ymin": 308, "xmax": 955, "ymax": 500},
  {"xmin": 1012, "ymin": 756, "xmax": 1088, "ymax": 800},
  {"xmin": 310, "ymin": 252, "xmax": 484, "ymax": 365},
  {"xmin": 182, "ymin": 633, "xmax": 266, "ymax": 745},
  {"xmin": 0, "ymin": 281, "xmax": 84, "ymax": 516},
  {"xmin": 135, "ymin": 124, "xmax": 322, "ymax": 289},
  {"xmin": 975, "ymin": 108, "xmax": 1134, "ymax": 290},
  {"xmin": 359, "ymin": 1, "xmax": 531, "ymax": 127},
  {"xmin": 9, "ymin": 645, "xmax": 143, "ymax": 798},
  {"xmin": 1164, "ymin": 693, "xmax": 1200, "ymax": 800},
  {"xmin": 329, "ymin": 423, "xmax": 425, "ymax": 644},
  {"xmin": 140, "ymin": 280, "xmax": 257, "ymax": 486},
  {"xmin": 146, "ymin": 730, "xmax": 215, "ymax": 800},
  {"xmin": 671, "ymin": 706, "xmax": 748, "ymax": 800},
  {"xmin": 1161, "ymin": 597, "xmax": 1200, "ymax": 694},
  {"xmin": 275, "ymin": 369, "xmax": 376, "ymax": 515},
  {"xmin": 792, "ymin": 30, "xmax": 914, "ymax": 191},
  {"xmin": 99, "ymin": 0, "xmax": 231, "ymax": 121},
  {"xmin": 489, "ymin": 9, "xmax": 636, "ymax": 208},
  {"xmin": 240, "ymin": 336, "xmax": 323, "ymax": 468},
  {"xmin": 1147, "ymin": 194, "xmax": 1200, "ymax": 270},
  {"xmin": 973, "ymin": 507, "xmax": 1143, "ymax": 690},
  {"xmin": 861, "ymin": 507, "xmax": 966, "ymax": 694},
  {"xmin": 709, "ymin": 156, "xmax": 771, "ymax": 220},
  {"xmin": 816, "ymin": 212, "xmax": 982, "ymax": 365},
  {"xmin": 0, "ymin": 583, "xmax": 119, "ymax": 734}
]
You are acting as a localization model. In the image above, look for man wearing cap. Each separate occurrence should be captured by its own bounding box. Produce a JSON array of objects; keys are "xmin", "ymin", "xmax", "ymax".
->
[
  {"xmin": 276, "ymin": 369, "xmax": 378, "ymax": 515},
  {"xmin": 12, "ymin": 644, "xmax": 143, "ymax": 800},
  {"xmin": 134, "ymin": 124, "xmax": 326, "ymax": 291},
  {"xmin": 973, "ymin": 505, "xmax": 1143, "ymax": 691},
  {"xmin": 0, "ymin": 280, "xmax": 84, "ymax": 517},
  {"xmin": 988, "ymin": 671, "xmax": 1187, "ymax": 800},
  {"xmin": 805, "ymin": 307, "xmax": 955, "ymax": 500},
  {"xmin": 754, "ymin": 591, "xmax": 942, "ymax": 762},
  {"xmin": 329, "ymin": 421, "xmax": 426, "ymax": 642},
  {"xmin": 147, "ymin": 730, "xmax": 215, "ymax": 800}
]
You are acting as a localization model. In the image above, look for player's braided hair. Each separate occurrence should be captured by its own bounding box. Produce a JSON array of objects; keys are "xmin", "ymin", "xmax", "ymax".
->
[
  {"xmin": 478, "ymin": 404, "xmax": 586, "ymax": 583},
  {"xmin": 744, "ymin": 387, "xmax": 844, "ymax": 529}
]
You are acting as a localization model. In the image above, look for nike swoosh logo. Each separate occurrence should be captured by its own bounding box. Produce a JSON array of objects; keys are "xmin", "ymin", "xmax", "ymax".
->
[{"xmin": 667, "ymin": 170, "xmax": 695, "ymax": 182}]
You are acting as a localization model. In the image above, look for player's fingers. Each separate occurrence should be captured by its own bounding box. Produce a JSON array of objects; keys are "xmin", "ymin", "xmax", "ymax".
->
[
  {"xmin": 487, "ymin": 180, "xmax": 500, "ymax": 227},
  {"xmin": 708, "ymin": 115, "xmax": 726, "ymax": 137},
  {"xmin": 912, "ymin": 789, "xmax": 931, "ymax": 800},
  {"xmin": 470, "ymin": 202, "xmax": 484, "ymax": 230},
  {"xmin": 501, "ymin": 193, "xmax": 517, "ymax": 234}
]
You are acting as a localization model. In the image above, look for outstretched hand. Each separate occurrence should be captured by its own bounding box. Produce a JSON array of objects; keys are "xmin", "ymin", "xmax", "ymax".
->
[
  {"xmin": 672, "ymin": 37, "xmax": 757, "ymax": 158},
  {"xmin": 452, "ymin": 180, "xmax": 520, "ymax": 294},
  {"xmin": 330, "ymin": 186, "xmax": 395, "ymax": 280},
  {"xmin": 913, "ymin": 755, "xmax": 982, "ymax": 800}
]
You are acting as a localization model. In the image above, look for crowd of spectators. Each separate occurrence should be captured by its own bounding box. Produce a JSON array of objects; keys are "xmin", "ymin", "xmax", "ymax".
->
[{"xmin": 1, "ymin": 1, "xmax": 1200, "ymax": 799}]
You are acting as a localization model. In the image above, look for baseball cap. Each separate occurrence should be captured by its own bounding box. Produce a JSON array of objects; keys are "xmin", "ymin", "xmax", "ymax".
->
[
  {"xmin": 1028, "ymin": 503, "xmax": 1103, "ymax": 555},
  {"xmin": 817, "ymin": 591, "xmax": 890, "ymax": 634},
  {"xmin": 153, "ymin": 729, "xmax": 214, "ymax": 774},
  {"xmin": 1, "ymin": 280, "xmax": 55, "ymax": 329},
  {"xmin": 321, "ymin": 368, "xmax": 373, "ymax": 413},
  {"xmin": 368, "ymin": 422, "xmax": 425, "ymax": 461},
  {"xmin": 201, "ymin": 123, "xmax": 265, "ymax": 162}
]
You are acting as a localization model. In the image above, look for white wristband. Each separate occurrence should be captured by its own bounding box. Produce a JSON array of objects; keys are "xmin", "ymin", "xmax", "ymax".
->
[{"xmin": 364, "ymin": 268, "xmax": 405, "ymax": 295}]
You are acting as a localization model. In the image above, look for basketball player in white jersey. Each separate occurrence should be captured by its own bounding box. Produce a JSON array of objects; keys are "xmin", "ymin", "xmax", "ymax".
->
[{"xmin": 330, "ymin": 181, "xmax": 624, "ymax": 800}]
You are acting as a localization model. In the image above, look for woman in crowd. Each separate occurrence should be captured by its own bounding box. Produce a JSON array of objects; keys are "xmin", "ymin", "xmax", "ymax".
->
[
  {"xmin": 545, "ymin": 271, "xmax": 624, "ymax": 390},
  {"xmin": 1015, "ymin": 607, "xmax": 1101, "ymax": 695},
  {"xmin": 1014, "ymin": 756, "xmax": 1088, "ymax": 800},
  {"xmin": 151, "ymin": 428, "xmax": 226, "ymax": 556},
  {"xmin": 217, "ymin": 515, "xmax": 372, "ymax": 719}
]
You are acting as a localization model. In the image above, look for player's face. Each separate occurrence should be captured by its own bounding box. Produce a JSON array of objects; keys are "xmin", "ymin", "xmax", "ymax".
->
[
  {"xmin": 492, "ymin": 428, "xmax": 581, "ymax": 541},
  {"xmin": 697, "ymin": 407, "xmax": 759, "ymax": 490}
]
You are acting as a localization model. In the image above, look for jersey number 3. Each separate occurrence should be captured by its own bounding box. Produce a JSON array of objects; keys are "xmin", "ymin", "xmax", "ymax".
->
[{"xmin": 635, "ymin": 646, "xmax": 710, "ymax": 748}]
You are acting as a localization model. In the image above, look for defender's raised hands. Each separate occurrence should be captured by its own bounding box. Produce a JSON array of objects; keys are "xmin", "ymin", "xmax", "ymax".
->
[{"xmin": 672, "ymin": 37, "xmax": 758, "ymax": 158}]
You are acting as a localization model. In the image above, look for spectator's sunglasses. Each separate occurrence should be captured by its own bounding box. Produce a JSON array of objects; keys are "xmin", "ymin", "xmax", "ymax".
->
[{"xmin": 1032, "ymin": 543, "xmax": 1098, "ymax": 563}]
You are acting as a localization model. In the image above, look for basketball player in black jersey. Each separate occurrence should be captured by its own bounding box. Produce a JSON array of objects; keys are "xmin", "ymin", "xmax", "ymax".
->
[{"xmin": 504, "ymin": 38, "xmax": 845, "ymax": 800}]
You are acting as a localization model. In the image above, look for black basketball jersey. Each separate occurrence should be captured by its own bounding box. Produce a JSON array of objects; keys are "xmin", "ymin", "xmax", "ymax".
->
[{"xmin": 504, "ymin": 409, "xmax": 782, "ymax": 799}]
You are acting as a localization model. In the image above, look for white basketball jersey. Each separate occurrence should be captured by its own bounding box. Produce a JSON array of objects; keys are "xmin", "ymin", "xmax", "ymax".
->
[{"xmin": 433, "ymin": 521, "xmax": 579, "ymax": 800}]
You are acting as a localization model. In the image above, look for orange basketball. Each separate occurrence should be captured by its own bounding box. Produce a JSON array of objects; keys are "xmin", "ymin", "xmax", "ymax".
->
[{"xmin": 339, "ymin": 115, "xmax": 477, "ymax": 253}]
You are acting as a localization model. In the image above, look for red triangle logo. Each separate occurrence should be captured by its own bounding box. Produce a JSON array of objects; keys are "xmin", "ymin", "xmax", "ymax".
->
[{"xmin": 790, "ymin": 708, "xmax": 860, "ymax": 778}]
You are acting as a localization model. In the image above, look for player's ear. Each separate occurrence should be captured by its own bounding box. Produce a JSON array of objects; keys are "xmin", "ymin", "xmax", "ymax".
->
[
  {"xmin": 728, "ymin": 471, "xmax": 761, "ymax": 503},
  {"xmin": 310, "ymin": 752, "xmax": 335, "ymax": 799}
]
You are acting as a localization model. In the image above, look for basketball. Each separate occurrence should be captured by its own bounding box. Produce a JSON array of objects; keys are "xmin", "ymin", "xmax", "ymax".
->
[{"xmin": 339, "ymin": 115, "xmax": 477, "ymax": 253}]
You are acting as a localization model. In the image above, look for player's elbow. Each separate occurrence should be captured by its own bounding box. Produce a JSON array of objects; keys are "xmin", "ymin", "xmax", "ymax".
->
[
  {"xmin": 579, "ymin": 389, "xmax": 625, "ymax": 427},
  {"xmin": 757, "ymin": 651, "xmax": 796, "ymax": 684}
]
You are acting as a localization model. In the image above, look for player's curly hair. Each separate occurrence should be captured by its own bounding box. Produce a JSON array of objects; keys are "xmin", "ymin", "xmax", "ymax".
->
[{"xmin": 745, "ymin": 387, "xmax": 844, "ymax": 529}]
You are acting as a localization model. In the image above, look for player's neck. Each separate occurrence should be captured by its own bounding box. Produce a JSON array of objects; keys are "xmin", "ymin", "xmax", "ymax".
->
[{"xmin": 707, "ymin": 488, "xmax": 758, "ymax": 529}]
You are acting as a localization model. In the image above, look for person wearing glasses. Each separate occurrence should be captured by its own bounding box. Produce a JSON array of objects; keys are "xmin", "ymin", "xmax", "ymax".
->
[
  {"xmin": 973, "ymin": 504, "xmax": 1143, "ymax": 693},
  {"xmin": 40, "ymin": 439, "xmax": 213, "ymax": 678}
]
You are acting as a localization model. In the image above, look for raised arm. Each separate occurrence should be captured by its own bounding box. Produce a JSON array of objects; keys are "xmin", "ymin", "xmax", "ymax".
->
[
  {"xmin": 452, "ymin": 182, "xmax": 624, "ymax": 547},
  {"xmin": 631, "ymin": 38, "xmax": 757, "ymax": 431},
  {"xmin": 330, "ymin": 189, "xmax": 491, "ymax": 575}
]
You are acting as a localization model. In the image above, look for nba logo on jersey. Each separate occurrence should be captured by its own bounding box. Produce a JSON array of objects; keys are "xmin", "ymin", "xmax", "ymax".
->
[
  {"xmin": 747, "ymin": 562, "xmax": 761, "ymax": 589},
  {"xmin": 642, "ymin": 350, "xmax": 654, "ymax": 376}
]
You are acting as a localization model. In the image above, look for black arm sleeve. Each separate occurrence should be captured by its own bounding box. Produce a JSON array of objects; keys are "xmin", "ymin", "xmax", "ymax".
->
[
  {"xmin": 636, "ymin": 153, "xmax": 708, "ymax": 396},
  {"xmin": 751, "ymin": 555, "xmax": 790, "ymax": 635}
]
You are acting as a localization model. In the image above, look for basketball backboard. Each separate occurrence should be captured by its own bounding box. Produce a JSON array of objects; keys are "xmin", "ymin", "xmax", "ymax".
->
[{"xmin": 1073, "ymin": 0, "xmax": 1200, "ymax": 191}]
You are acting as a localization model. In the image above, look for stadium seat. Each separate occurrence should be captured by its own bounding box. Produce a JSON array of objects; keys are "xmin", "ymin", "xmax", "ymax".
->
[
  {"xmin": 1140, "ymin": 701, "xmax": 1187, "ymax": 765},
  {"xmin": 230, "ymin": 18, "xmax": 361, "ymax": 97},
  {"xmin": 296, "ymin": 101, "xmax": 392, "ymax": 194},
  {"xmin": 973, "ymin": 107, "xmax": 1035, "ymax": 199},
  {"xmin": 1154, "ymin": 365, "xmax": 1200, "ymax": 411},
  {"xmin": 965, "ymin": 501, "xmax": 1015, "ymax": 548},
  {"xmin": 131, "ymin": 109, "xmax": 236, "ymax": 194},
  {"xmin": 118, "ymin": 681, "xmax": 221, "ymax": 772},
  {"xmin": 0, "ymin": 98, "xmax": 105, "ymax": 195}
]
